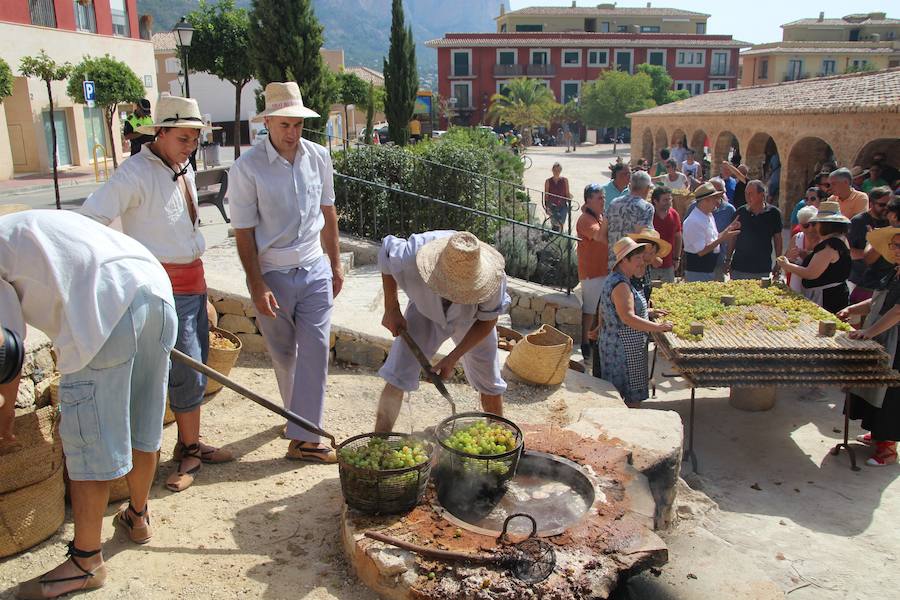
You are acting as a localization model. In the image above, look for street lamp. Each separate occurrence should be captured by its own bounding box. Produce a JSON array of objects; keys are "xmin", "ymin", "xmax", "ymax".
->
[{"xmin": 172, "ymin": 16, "xmax": 194, "ymax": 97}]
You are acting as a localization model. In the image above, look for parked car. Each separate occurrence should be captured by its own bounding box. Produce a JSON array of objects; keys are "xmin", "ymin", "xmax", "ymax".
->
[
  {"xmin": 432, "ymin": 130, "xmax": 448, "ymax": 138},
  {"xmin": 357, "ymin": 122, "xmax": 389, "ymax": 144},
  {"xmin": 251, "ymin": 127, "xmax": 268, "ymax": 146}
]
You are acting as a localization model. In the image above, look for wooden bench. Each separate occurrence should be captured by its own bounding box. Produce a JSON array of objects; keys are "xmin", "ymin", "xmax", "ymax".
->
[{"xmin": 195, "ymin": 167, "xmax": 230, "ymax": 223}]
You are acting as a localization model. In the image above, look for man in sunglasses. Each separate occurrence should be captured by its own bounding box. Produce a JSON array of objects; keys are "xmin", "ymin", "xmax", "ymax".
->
[{"xmin": 848, "ymin": 187, "xmax": 894, "ymax": 305}]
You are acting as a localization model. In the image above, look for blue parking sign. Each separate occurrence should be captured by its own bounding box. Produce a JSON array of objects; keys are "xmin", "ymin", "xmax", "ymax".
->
[{"xmin": 83, "ymin": 80, "xmax": 95, "ymax": 107}]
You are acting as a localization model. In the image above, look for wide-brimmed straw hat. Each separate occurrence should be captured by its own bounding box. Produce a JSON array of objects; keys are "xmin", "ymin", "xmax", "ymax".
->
[
  {"xmin": 137, "ymin": 95, "xmax": 208, "ymax": 135},
  {"xmin": 0, "ymin": 204, "xmax": 30, "ymax": 218},
  {"xmin": 415, "ymin": 232, "xmax": 506, "ymax": 305},
  {"xmin": 251, "ymin": 82, "xmax": 320, "ymax": 122},
  {"xmin": 612, "ymin": 237, "xmax": 650, "ymax": 269},
  {"xmin": 809, "ymin": 201, "xmax": 850, "ymax": 224},
  {"xmin": 628, "ymin": 227, "xmax": 671, "ymax": 258},
  {"xmin": 850, "ymin": 165, "xmax": 869, "ymax": 179},
  {"xmin": 867, "ymin": 227, "xmax": 900, "ymax": 264},
  {"xmin": 692, "ymin": 182, "xmax": 723, "ymax": 202}
]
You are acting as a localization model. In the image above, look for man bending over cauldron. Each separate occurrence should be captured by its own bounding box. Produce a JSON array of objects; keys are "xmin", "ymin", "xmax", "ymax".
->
[{"xmin": 374, "ymin": 231, "xmax": 510, "ymax": 432}]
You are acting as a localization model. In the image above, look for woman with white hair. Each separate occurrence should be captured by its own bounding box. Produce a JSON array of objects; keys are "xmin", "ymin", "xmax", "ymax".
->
[{"xmin": 786, "ymin": 205, "xmax": 820, "ymax": 293}]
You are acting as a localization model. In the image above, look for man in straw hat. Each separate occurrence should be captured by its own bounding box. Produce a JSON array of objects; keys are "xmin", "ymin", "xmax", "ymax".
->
[
  {"xmin": 228, "ymin": 82, "xmax": 344, "ymax": 462},
  {"xmin": 682, "ymin": 182, "xmax": 740, "ymax": 282},
  {"xmin": 0, "ymin": 208, "xmax": 176, "ymax": 598},
  {"xmin": 81, "ymin": 94, "xmax": 233, "ymax": 493},
  {"xmin": 374, "ymin": 231, "xmax": 510, "ymax": 432}
]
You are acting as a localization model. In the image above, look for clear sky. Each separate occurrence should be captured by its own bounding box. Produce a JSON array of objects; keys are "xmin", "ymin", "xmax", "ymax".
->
[{"xmin": 507, "ymin": 1, "xmax": 896, "ymax": 44}]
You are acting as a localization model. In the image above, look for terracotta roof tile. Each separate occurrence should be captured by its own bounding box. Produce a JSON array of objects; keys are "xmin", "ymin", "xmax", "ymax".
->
[
  {"xmin": 782, "ymin": 17, "xmax": 899, "ymax": 27},
  {"xmin": 346, "ymin": 66, "xmax": 384, "ymax": 86},
  {"xmin": 426, "ymin": 33, "xmax": 748, "ymax": 49},
  {"xmin": 151, "ymin": 32, "xmax": 176, "ymax": 52},
  {"xmin": 742, "ymin": 42, "xmax": 897, "ymax": 56},
  {"xmin": 630, "ymin": 68, "xmax": 900, "ymax": 117}
]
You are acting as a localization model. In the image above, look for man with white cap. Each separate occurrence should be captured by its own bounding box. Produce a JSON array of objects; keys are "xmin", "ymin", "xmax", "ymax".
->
[
  {"xmin": 0, "ymin": 208, "xmax": 176, "ymax": 598},
  {"xmin": 228, "ymin": 82, "xmax": 344, "ymax": 462},
  {"xmin": 374, "ymin": 231, "xmax": 510, "ymax": 432},
  {"xmin": 80, "ymin": 95, "xmax": 232, "ymax": 493}
]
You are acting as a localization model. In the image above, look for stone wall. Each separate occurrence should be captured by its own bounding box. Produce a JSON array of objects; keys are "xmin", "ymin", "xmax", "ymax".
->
[{"xmin": 15, "ymin": 329, "xmax": 57, "ymax": 412}]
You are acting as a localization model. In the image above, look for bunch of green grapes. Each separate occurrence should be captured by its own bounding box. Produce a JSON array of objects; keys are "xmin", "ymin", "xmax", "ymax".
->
[
  {"xmin": 340, "ymin": 437, "xmax": 429, "ymax": 471},
  {"xmin": 443, "ymin": 421, "xmax": 519, "ymax": 456}
]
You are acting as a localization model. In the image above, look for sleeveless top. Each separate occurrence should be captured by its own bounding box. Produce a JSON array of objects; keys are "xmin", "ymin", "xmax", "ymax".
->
[
  {"xmin": 802, "ymin": 237, "xmax": 851, "ymax": 289},
  {"xmin": 545, "ymin": 177, "xmax": 568, "ymax": 208}
]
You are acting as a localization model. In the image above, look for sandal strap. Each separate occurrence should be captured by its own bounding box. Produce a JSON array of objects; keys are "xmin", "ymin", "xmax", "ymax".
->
[
  {"xmin": 66, "ymin": 541, "xmax": 101, "ymax": 560},
  {"xmin": 179, "ymin": 442, "xmax": 203, "ymax": 460},
  {"xmin": 36, "ymin": 542, "xmax": 102, "ymax": 584}
]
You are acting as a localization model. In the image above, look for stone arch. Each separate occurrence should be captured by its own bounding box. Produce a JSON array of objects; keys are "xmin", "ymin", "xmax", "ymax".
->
[
  {"xmin": 640, "ymin": 128, "xmax": 654, "ymax": 165},
  {"xmin": 854, "ymin": 138, "xmax": 900, "ymax": 178},
  {"xmin": 786, "ymin": 136, "xmax": 836, "ymax": 216},
  {"xmin": 689, "ymin": 129, "xmax": 708, "ymax": 155},
  {"xmin": 654, "ymin": 127, "xmax": 668, "ymax": 159},
  {"xmin": 745, "ymin": 132, "xmax": 781, "ymax": 204},
  {"xmin": 670, "ymin": 128, "xmax": 687, "ymax": 148},
  {"xmin": 712, "ymin": 131, "xmax": 740, "ymax": 177}
]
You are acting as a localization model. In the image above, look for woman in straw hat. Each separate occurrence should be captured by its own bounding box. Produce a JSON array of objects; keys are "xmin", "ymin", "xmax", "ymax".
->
[
  {"xmin": 228, "ymin": 82, "xmax": 344, "ymax": 463},
  {"xmin": 597, "ymin": 237, "xmax": 673, "ymax": 407},
  {"xmin": 374, "ymin": 231, "xmax": 509, "ymax": 432},
  {"xmin": 81, "ymin": 95, "xmax": 233, "ymax": 494},
  {"xmin": 836, "ymin": 226, "xmax": 900, "ymax": 466},
  {"xmin": 627, "ymin": 227, "xmax": 671, "ymax": 302},
  {"xmin": 777, "ymin": 200, "xmax": 851, "ymax": 314},
  {"xmin": 1, "ymin": 208, "xmax": 177, "ymax": 598}
]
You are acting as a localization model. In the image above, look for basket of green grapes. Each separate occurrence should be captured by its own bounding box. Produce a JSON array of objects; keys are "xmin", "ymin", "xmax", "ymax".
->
[
  {"xmin": 434, "ymin": 412, "xmax": 524, "ymax": 497},
  {"xmin": 337, "ymin": 433, "xmax": 433, "ymax": 514}
]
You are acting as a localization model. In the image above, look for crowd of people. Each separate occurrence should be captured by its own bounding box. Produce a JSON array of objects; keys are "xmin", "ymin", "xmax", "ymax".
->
[{"xmin": 576, "ymin": 148, "xmax": 900, "ymax": 467}]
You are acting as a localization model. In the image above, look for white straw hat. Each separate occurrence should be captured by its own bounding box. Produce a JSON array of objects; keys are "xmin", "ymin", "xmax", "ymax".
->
[
  {"xmin": 809, "ymin": 201, "xmax": 850, "ymax": 224},
  {"xmin": 415, "ymin": 232, "xmax": 506, "ymax": 305},
  {"xmin": 137, "ymin": 95, "xmax": 207, "ymax": 135},
  {"xmin": 612, "ymin": 237, "xmax": 650, "ymax": 269},
  {"xmin": 252, "ymin": 82, "xmax": 320, "ymax": 122},
  {"xmin": 628, "ymin": 227, "xmax": 671, "ymax": 258}
]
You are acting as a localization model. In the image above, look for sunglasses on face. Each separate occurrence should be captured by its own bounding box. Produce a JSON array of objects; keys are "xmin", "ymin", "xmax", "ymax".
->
[
  {"xmin": 874, "ymin": 202, "xmax": 889, "ymax": 208},
  {"xmin": 801, "ymin": 223, "xmax": 813, "ymax": 228}
]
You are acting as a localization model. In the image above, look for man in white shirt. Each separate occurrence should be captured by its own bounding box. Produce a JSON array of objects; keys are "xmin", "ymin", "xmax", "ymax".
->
[
  {"xmin": 682, "ymin": 183, "xmax": 740, "ymax": 282},
  {"xmin": 0, "ymin": 209, "xmax": 176, "ymax": 599},
  {"xmin": 81, "ymin": 96, "xmax": 232, "ymax": 493},
  {"xmin": 229, "ymin": 82, "xmax": 344, "ymax": 463},
  {"xmin": 374, "ymin": 231, "xmax": 510, "ymax": 432}
]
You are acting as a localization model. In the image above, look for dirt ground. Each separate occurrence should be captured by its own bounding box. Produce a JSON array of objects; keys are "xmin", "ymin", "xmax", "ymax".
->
[{"xmin": 1, "ymin": 351, "xmax": 898, "ymax": 599}]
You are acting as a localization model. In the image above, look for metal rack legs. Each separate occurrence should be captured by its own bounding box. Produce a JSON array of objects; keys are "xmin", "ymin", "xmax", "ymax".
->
[{"xmin": 830, "ymin": 391, "xmax": 860, "ymax": 471}]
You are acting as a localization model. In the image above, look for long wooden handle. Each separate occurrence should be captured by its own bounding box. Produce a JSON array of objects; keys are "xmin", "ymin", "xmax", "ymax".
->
[
  {"xmin": 364, "ymin": 531, "xmax": 497, "ymax": 564},
  {"xmin": 170, "ymin": 348, "xmax": 338, "ymax": 448},
  {"xmin": 400, "ymin": 330, "xmax": 457, "ymax": 415}
]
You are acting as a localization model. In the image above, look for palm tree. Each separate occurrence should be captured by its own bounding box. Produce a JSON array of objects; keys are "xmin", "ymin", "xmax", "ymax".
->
[{"xmin": 487, "ymin": 77, "xmax": 556, "ymax": 146}]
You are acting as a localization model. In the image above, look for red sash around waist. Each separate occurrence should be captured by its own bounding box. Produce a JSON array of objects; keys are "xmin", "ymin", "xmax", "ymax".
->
[{"xmin": 162, "ymin": 259, "xmax": 207, "ymax": 295}]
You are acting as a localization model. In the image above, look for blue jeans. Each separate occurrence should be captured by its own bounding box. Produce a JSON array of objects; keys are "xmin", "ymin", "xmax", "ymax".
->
[
  {"xmin": 168, "ymin": 293, "xmax": 209, "ymax": 413},
  {"xmin": 59, "ymin": 289, "xmax": 177, "ymax": 481},
  {"xmin": 684, "ymin": 270, "xmax": 715, "ymax": 282},
  {"xmin": 256, "ymin": 257, "xmax": 333, "ymax": 443}
]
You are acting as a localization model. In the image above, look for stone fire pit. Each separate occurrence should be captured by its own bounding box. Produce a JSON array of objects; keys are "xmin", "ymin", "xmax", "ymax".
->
[{"xmin": 341, "ymin": 416, "xmax": 677, "ymax": 599}]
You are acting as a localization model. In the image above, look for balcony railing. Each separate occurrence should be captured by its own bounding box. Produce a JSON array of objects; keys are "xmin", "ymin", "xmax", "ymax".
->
[
  {"xmin": 709, "ymin": 65, "xmax": 737, "ymax": 77},
  {"xmin": 493, "ymin": 64, "xmax": 524, "ymax": 77},
  {"xmin": 783, "ymin": 72, "xmax": 810, "ymax": 82},
  {"xmin": 451, "ymin": 69, "xmax": 477, "ymax": 78},
  {"xmin": 526, "ymin": 64, "xmax": 556, "ymax": 77}
]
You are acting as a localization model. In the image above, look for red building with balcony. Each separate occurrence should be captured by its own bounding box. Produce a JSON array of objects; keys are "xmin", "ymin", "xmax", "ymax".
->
[{"xmin": 426, "ymin": 32, "xmax": 748, "ymax": 127}]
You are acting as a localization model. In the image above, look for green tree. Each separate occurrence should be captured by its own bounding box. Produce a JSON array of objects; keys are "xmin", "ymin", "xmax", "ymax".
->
[
  {"xmin": 19, "ymin": 51, "xmax": 73, "ymax": 209},
  {"xmin": 383, "ymin": 0, "xmax": 418, "ymax": 146},
  {"xmin": 845, "ymin": 62, "xmax": 877, "ymax": 74},
  {"xmin": 338, "ymin": 70, "xmax": 369, "ymax": 146},
  {"xmin": 487, "ymin": 78, "xmax": 556, "ymax": 145},
  {"xmin": 248, "ymin": 0, "xmax": 337, "ymax": 143},
  {"xmin": 67, "ymin": 55, "xmax": 143, "ymax": 170},
  {"xmin": 187, "ymin": 0, "xmax": 253, "ymax": 158},
  {"xmin": 581, "ymin": 70, "xmax": 655, "ymax": 152},
  {"xmin": 0, "ymin": 58, "xmax": 12, "ymax": 102},
  {"xmin": 636, "ymin": 64, "xmax": 689, "ymax": 105}
]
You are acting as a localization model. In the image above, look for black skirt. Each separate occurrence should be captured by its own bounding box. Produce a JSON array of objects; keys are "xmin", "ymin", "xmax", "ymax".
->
[{"xmin": 848, "ymin": 344, "xmax": 900, "ymax": 441}]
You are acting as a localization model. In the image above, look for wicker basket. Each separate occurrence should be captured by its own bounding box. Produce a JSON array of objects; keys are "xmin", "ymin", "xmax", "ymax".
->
[
  {"xmin": 0, "ymin": 465, "xmax": 65, "ymax": 558},
  {"xmin": 506, "ymin": 324, "xmax": 573, "ymax": 386},
  {"xmin": 204, "ymin": 327, "xmax": 242, "ymax": 395},
  {"xmin": 671, "ymin": 190, "xmax": 694, "ymax": 221},
  {"xmin": 0, "ymin": 405, "xmax": 63, "ymax": 495},
  {"xmin": 337, "ymin": 433, "xmax": 433, "ymax": 515}
]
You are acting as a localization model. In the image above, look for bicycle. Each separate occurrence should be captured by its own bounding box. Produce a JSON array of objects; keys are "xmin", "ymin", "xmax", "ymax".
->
[{"xmin": 519, "ymin": 148, "xmax": 533, "ymax": 170}]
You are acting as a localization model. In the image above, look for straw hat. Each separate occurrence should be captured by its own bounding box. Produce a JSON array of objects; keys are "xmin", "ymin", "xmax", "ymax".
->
[
  {"xmin": 628, "ymin": 227, "xmax": 671, "ymax": 258},
  {"xmin": 415, "ymin": 232, "xmax": 506, "ymax": 305},
  {"xmin": 692, "ymin": 182, "xmax": 723, "ymax": 202},
  {"xmin": 612, "ymin": 237, "xmax": 650, "ymax": 269},
  {"xmin": 0, "ymin": 204, "xmax": 30, "ymax": 218},
  {"xmin": 137, "ymin": 95, "xmax": 208, "ymax": 135},
  {"xmin": 867, "ymin": 227, "xmax": 900, "ymax": 264},
  {"xmin": 251, "ymin": 82, "xmax": 320, "ymax": 122},
  {"xmin": 850, "ymin": 165, "xmax": 869, "ymax": 179},
  {"xmin": 809, "ymin": 201, "xmax": 850, "ymax": 224}
]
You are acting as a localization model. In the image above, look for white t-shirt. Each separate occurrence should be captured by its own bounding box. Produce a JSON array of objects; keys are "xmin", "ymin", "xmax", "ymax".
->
[
  {"xmin": 682, "ymin": 208, "xmax": 719, "ymax": 255},
  {"xmin": 0, "ymin": 211, "xmax": 174, "ymax": 373},
  {"xmin": 228, "ymin": 137, "xmax": 336, "ymax": 273},
  {"xmin": 661, "ymin": 172, "xmax": 689, "ymax": 190},
  {"xmin": 682, "ymin": 161, "xmax": 700, "ymax": 179}
]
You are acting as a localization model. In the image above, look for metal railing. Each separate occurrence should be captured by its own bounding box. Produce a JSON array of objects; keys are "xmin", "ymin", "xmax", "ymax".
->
[
  {"xmin": 308, "ymin": 128, "xmax": 581, "ymax": 293},
  {"xmin": 493, "ymin": 64, "xmax": 524, "ymax": 77}
]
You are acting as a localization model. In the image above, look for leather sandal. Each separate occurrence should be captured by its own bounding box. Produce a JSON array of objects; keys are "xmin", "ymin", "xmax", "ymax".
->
[
  {"xmin": 113, "ymin": 502, "xmax": 152, "ymax": 544},
  {"xmin": 16, "ymin": 542, "xmax": 107, "ymax": 599},
  {"xmin": 166, "ymin": 442, "xmax": 202, "ymax": 492},
  {"xmin": 286, "ymin": 441, "xmax": 337, "ymax": 463},
  {"xmin": 173, "ymin": 438, "xmax": 234, "ymax": 464}
]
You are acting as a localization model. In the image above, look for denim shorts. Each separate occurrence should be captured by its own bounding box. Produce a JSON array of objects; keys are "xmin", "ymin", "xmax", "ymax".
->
[
  {"xmin": 168, "ymin": 293, "xmax": 209, "ymax": 413},
  {"xmin": 59, "ymin": 288, "xmax": 177, "ymax": 481}
]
